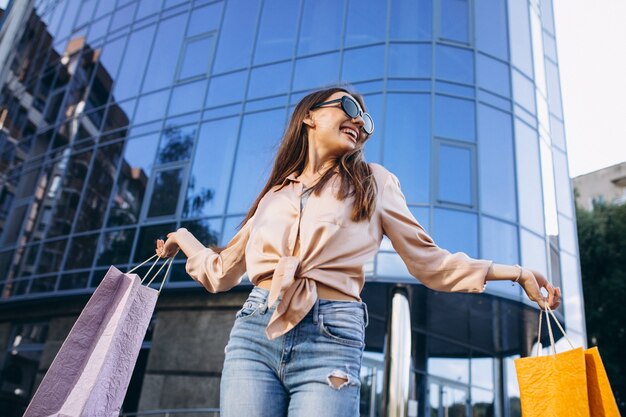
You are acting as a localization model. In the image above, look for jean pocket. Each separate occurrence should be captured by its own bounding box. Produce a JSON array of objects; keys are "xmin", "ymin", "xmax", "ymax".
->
[
  {"xmin": 235, "ymin": 300, "xmax": 263, "ymax": 320},
  {"xmin": 318, "ymin": 311, "xmax": 365, "ymax": 348}
]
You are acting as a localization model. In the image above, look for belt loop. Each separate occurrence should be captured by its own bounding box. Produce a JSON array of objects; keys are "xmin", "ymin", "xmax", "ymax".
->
[
  {"xmin": 362, "ymin": 301, "xmax": 369, "ymax": 328},
  {"xmin": 312, "ymin": 298, "xmax": 320, "ymax": 325}
]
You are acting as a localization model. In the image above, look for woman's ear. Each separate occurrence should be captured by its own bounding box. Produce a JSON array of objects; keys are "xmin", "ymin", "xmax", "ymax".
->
[{"xmin": 303, "ymin": 111, "xmax": 316, "ymax": 128}]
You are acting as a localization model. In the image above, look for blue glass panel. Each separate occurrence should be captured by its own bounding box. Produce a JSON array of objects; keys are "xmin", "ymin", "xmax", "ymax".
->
[
  {"xmin": 222, "ymin": 216, "xmax": 245, "ymax": 244},
  {"xmin": 508, "ymin": 0, "xmax": 533, "ymax": 76},
  {"xmin": 388, "ymin": 44, "xmax": 431, "ymax": 78},
  {"xmin": 560, "ymin": 252, "xmax": 584, "ymax": 332},
  {"xmin": 540, "ymin": 0, "xmax": 556, "ymax": 34},
  {"xmin": 184, "ymin": 117, "xmax": 239, "ymax": 218},
  {"xmin": 228, "ymin": 108, "xmax": 286, "ymax": 213},
  {"xmin": 248, "ymin": 62, "xmax": 292, "ymax": 99},
  {"xmin": 438, "ymin": 143, "xmax": 472, "ymax": 206},
  {"xmin": 543, "ymin": 32, "xmax": 557, "ymax": 62},
  {"xmin": 113, "ymin": 25, "xmax": 156, "ymax": 101},
  {"xmin": 213, "ymin": 0, "xmax": 260, "ymax": 73},
  {"xmin": 98, "ymin": 36, "xmax": 126, "ymax": 84},
  {"xmin": 433, "ymin": 208, "xmax": 478, "ymax": 258},
  {"xmin": 133, "ymin": 90, "xmax": 169, "ymax": 125},
  {"xmin": 298, "ymin": 0, "xmax": 345, "ymax": 55},
  {"xmin": 520, "ymin": 228, "xmax": 548, "ymax": 277},
  {"xmin": 434, "ymin": 95, "xmax": 475, "ymax": 142},
  {"xmin": 477, "ymin": 53, "xmax": 510, "ymax": 97},
  {"xmin": 292, "ymin": 52, "xmax": 340, "ymax": 92},
  {"xmin": 440, "ymin": 0, "xmax": 469, "ymax": 43},
  {"xmin": 478, "ymin": 104, "xmax": 516, "ymax": 221},
  {"xmin": 477, "ymin": 90, "xmax": 511, "ymax": 112},
  {"xmin": 169, "ymin": 79, "xmax": 208, "ymax": 116},
  {"xmin": 411, "ymin": 206, "xmax": 430, "ymax": 231},
  {"xmin": 376, "ymin": 252, "xmax": 412, "ymax": 278},
  {"xmin": 481, "ymin": 216, "xmax": 521, "ymax": 297},
  {"xmin": 383, "ymin": 94, "xmax": 430, "ymax": 203},
  {"xmin": 342, "ymin": 45, "xmax": 385, "ymax": 83},
  {"xmin": 558, "ymin": 213, "xmax": 577, "ymax": 254},
  {"xmin": 142, "ymin": 14, "xmax": 187, "ymax": 93},
  {"xmin": 187, "ymin": 2, "xmax": 223, "ymax": 37},
  {"xmin": 475, "ymin": 0, "xmax": 509, "ymax": 59},
  {"xmin": 254, "ymin": 0, "xmax": 300, "ymax": 65},
  {"xmin": 109, "ymin": 2, "xmax": 136, "ymax": 33},
  {"xmin": 345, "ymin": 0, "xmax": 387, "ymax": 47},
  {"xmin": 514, "ymin": 119, "xmax": 544, "ymax": 234},
  {"xmin": 87, "ymin": 15, "xmax": 111, "ymax": 43},
  {"xmin": 205, "ymin": 70, "xmax": 248, "ymax": 107},
  {"xmin": 435, "ymin": 44, "xmax": 473, "ymax": 84},
  {"xmin": 390, "ymin": 0, "xmax": 432, "ymax": 40},
  {"xmin": 434, "ymin": 81, "xmax": 474, "ymax": 98},
  {"xmin": 76, "ymin": 0, "xmax": 97, "ymax": 28},
  {"xmin": 552, "ymin": 148, "xmax": 573, "ymax": 218},
  {"xmin": 137, "ymin": 0, "xmax": 164, "ymax": 20},
  {"xmin": 55, "ymin": 0, "xmax": 82, "ymax": 42},
  {"xmin": 545, "ymin": 60, "xmax": 563, "ymax": 119},
  {"xmin": 179, "ymin": 34, "xmax": 216, "ymax": 80}
]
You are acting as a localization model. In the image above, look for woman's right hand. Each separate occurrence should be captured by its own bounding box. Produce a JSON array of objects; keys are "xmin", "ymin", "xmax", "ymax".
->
[{"xmin": 156, "ymin": 232, "xmax": 180, "ymax": 258}]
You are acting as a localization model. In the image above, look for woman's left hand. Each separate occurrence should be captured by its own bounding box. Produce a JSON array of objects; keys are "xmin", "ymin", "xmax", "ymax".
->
[
  {"xmin": 156, "ymin": 232, "xmax": 180, "ymax": 258},
  {"xmin": 518, "ymin": 267, "xmax": 561, "ymax": 310}
]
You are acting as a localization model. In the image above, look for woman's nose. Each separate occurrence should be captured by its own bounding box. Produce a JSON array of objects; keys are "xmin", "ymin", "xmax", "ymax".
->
[{"xmin": 351, "ymin": 115, "xmax": 365, "ymax": 128}]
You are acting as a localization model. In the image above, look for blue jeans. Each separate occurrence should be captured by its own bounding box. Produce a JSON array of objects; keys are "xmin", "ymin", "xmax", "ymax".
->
[{"xmin": 220, "ymin": 286, "xmax": 369, "ymax": 417}]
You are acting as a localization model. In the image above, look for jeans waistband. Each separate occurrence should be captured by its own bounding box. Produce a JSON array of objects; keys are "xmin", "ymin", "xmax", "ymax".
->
[{"xmin": 245, "ymin": 286, "xmax": 369, "ymax": 328}]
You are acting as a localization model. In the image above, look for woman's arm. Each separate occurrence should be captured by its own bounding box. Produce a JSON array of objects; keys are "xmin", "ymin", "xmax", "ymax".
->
[{"xmin": 486, "ymin": 263, "xmax": 561, "ymax": 309}]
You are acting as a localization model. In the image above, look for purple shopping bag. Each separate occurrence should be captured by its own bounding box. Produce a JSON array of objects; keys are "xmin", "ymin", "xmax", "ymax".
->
[{"xmin": 23, "ymin": 255, "xmax": 172, "ymax": 417}]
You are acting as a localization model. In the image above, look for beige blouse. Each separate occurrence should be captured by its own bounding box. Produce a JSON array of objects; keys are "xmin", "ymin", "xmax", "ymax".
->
[{"xmin": 184, "ymin": 163, "xmax": 493, "ymax": 340}]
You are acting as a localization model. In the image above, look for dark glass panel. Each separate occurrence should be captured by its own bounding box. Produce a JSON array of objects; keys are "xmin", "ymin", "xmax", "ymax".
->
[
  {"xmin": 254, "ymin": 0, "xmax": 299, "ymax": 65},
  {"xmin": 96, "ymin": 228, "xmax": 136, "ymax": 266},
  {"xmin": 298, "ymin": 0, "xmax": 345, "ymax": 55},
  {"xmin": 180, "ymin": 217, "xmax": 221, "ymax": 249},
  {"xmin": 471, "ymin": 387, "xmax": 495, "ymax": 417},
  {"xmin": 212, "ymin": 0, "xmax": 259, "ymax": 73},
  {"xmin": 134, "ymin": 223, "xmax": 176, "ymax": 263},
  {"xmin": 142, "ymin": 14, "xmax": 187, "ymax": 93},
  {"xmin": 59, "ymin": 271, "xmax": 90, "ymax": 290},
  {"xmin": 30, "ymin": 276, "xmax": 58, "ymax": 293},
  {"xmin": 37, "ymin": 238, "xmax": 68, "ymax": 274},
  {"xmin": 147, "ymin": 168, "xmax": 184, "ymax": 217},
  {"xmin": 65, "ymin": 233, "xmax": 99, "ymax": 270},
  {"xmin": 156, "ymin": 123, "xmax": 196, "ymax": 164}
]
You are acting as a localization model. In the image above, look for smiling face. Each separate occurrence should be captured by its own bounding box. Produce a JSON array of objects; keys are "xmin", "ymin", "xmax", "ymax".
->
[{"xmin": 304, "ymin": 91, "xmax": 368, "ymax": 157}]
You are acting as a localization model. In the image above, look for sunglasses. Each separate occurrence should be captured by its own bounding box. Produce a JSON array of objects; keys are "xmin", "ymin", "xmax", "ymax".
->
[{"xmin": 310, "ymin": 95, "xmax": 375, "ymax": 136}]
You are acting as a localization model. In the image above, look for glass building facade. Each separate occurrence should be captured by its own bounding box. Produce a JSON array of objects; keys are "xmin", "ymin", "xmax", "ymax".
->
[{"xmin": 0, "ymin": 0, "xmax": 585, "ymax": 416}]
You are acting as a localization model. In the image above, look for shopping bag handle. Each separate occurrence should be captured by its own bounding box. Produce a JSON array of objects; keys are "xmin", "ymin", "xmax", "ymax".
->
[
  {"xmin": 534, "ymin": 303, "xmax": 576, "ymax": 357},
  {"xmin": 127, "ymin": 254, "xmax": 174, "ymax": 294}
]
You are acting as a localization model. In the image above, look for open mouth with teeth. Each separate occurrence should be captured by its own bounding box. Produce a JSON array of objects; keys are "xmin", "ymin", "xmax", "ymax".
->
[{"xmin": 340, "ymin": 126, "xmax": 359, "ymax": 143}]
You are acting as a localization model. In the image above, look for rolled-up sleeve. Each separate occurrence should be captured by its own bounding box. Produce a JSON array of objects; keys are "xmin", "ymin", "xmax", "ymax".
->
[
  {"xmin": 184, "ymin": 214, "xmax": 255, "ymax": 293},
  {"xmin": 380, "ymin": 172, "xmax": 493, "ymax": 293}
]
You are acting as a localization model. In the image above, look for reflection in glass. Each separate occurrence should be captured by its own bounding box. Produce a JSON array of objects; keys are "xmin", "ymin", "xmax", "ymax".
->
[
  {"xmin": 179, "ymin": 34, "xmax": 217, "ymax": 80},
  {"xmin": 134, "ymin": 223, "xmax": 176, "ymax": 263},
  {"xmin": 212, "ymin": 0, "xmax": 259, "ymax": 73},
  {"xmin": 440, "ymin": 0, "xmax": 469, "ymax": 43},
  {"xmin": 184, "ymin": 117, "xmax": 239, "ymax": 218},
  {"xmin": 107, "ymin": 134, "xmax": 158, "ymax": 227},
  {"xmin": 478, "ymin": 104, "xmax": 516, "ymax": 220},
  {"xmin": 390, "ymin": 0, "xmax": 432, "ymax": 40},
  {"xmin": 471, "ymin": 357, "xmax": 494, "ymax": 389},
  {"xmin": 59, "ymin": 271, "xmax": 90, "ymax": 290},
  {"xmin": 156, "ymin": 124, "xmax": 196, "ymax": 164},
  {"xmin": 133, "ymin": 90, "xmax": 168, "ymax": 125},
  {"xmin": 97, "ymin": 229, "xmax": 136, "ymax": 266},
  {"xmin": 435, "ymin": 44, "xmax": 473, "ymax": 84},
  {"xmin": 75, "ymin": 142, "xmax": 124, "ymax": 232},
  {"xmin": 438, "ymin": 143, "xmax": 472, "ymax": 206},
  {"xmin": 298, "ymin": 0, "xmax": 344, "ymax": 55},
  {"xmin": 65, "ymin": 233, "xmax": 99, "ymax": 270},
  {"xmin": 434, "ymin": 95, "xmax": 475, "ymax": 142},
  {"xmin": 505, "ymin": 356, "xmax": 522, "ymax": 417},
  {"xmin": 221, "ymin": 216, "xmax": 245, "ymax": 245},
  {"xmin": 433, "ymin": 208, "xmax": 478, "ymax": 258},
  {"xmin": 147, "ymin": 168, "xmax": 184, "ymax": 217},
  {"xmin": 254, "ymin": 0, "xmax": 299, "ymax": 64},
  {"xmin": 471, "ymin": 387, "xmax": 495, "ymax": 417},
  {"xmin": 383, "ymin": 94, "xmax": 430, "ymax": 203},
  {"xmin": 113, "ymin": 25, "xmax": 156, "ymax": 101},
  {"xmin": 30, "ymin": 276, "xmax": 58, "ymax": 293},
  {"xmin": 228, "ymin": 108, "xmax": 285, "ymax": 213},
  {"xmin": 180, "ymin": 218, "xmax": 221, "ymax": 251}
]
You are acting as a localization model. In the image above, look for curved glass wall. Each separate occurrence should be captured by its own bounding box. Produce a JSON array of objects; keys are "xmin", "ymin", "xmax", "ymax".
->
[{"xmin": 0, "ymin": 0, "xmax": 585, "ymax": 414}]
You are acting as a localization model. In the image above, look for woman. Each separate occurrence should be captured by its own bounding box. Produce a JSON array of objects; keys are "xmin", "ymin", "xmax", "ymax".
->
[{"xmin": 155, "ymin": 86, "xmax": 561, "ymax": 417}]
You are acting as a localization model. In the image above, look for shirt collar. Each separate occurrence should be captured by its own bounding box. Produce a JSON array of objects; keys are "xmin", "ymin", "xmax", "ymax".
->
[{"xmin": 279, "ymin": 166, "xmax": 340, "ymax": 188}]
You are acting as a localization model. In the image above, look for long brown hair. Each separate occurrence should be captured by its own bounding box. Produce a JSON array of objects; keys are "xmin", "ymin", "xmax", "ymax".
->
[{"xmin": 215, "ymin": 86, "xmax": 379, "ymax": 251}]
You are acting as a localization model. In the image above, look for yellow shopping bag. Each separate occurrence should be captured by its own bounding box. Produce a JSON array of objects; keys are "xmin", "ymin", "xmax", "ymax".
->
[
  {"xmin": 585, "ymin": 346, "xmax": 621, "ymax": 417},
  {"xmin": 514, "ymin": 305, "xmax": 590, "ymax": 417}
]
